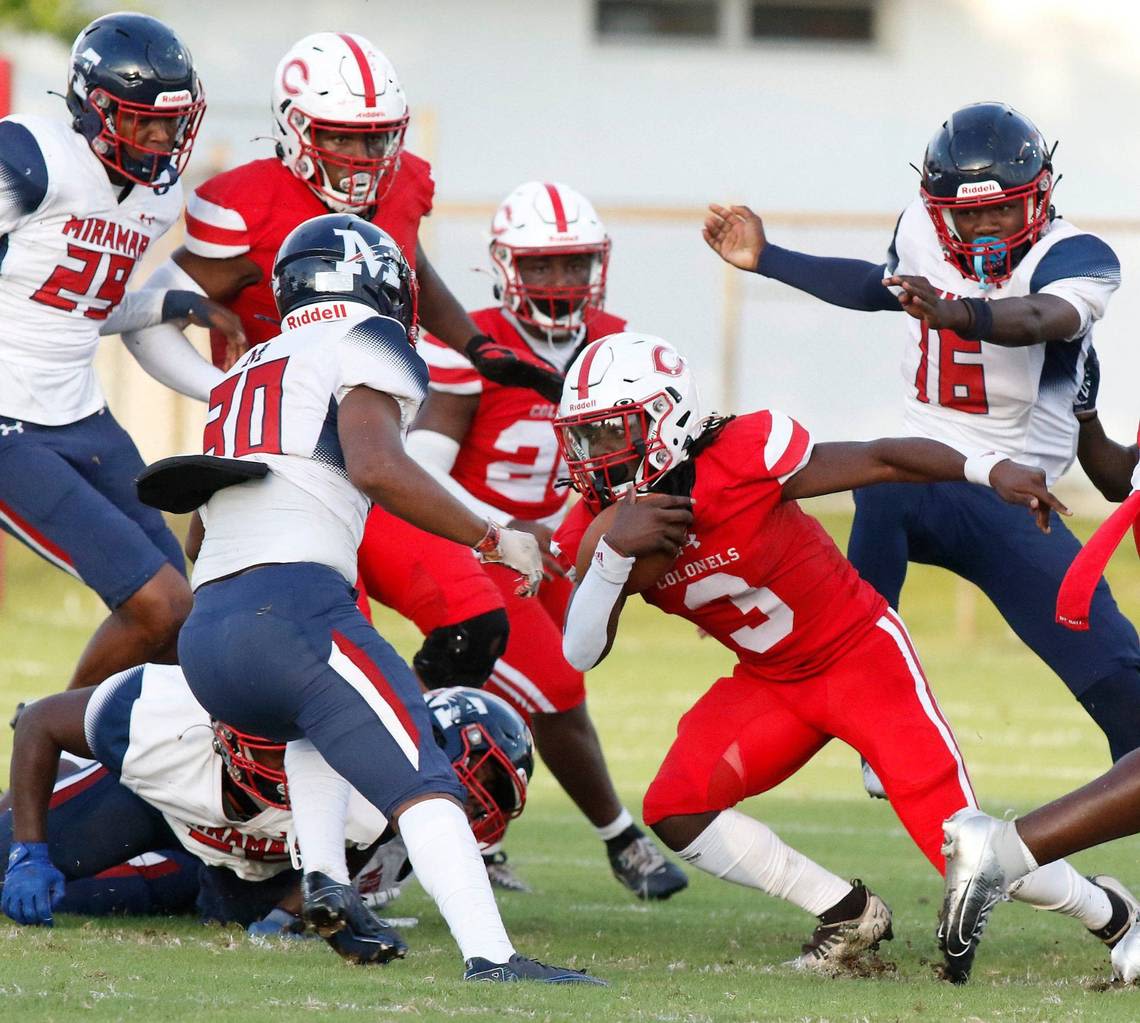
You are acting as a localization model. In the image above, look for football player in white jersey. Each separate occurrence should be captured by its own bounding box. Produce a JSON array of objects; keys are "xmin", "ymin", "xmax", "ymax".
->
[
  {"xmin": 0, "ymin": 13, "xmax": 244, "ymax": 690},
  {"xmin": 0, "ymin": 669, "xmax": 533, "ymax": 959},
  {"xmin": 704, "ymin": 102, "xmax": 1140, "ymax": 973},
  {"xmin": 705, "ymin": 102, "xmax": 1139, "ymax": 760},
  {"xmin": 160, "ymin": 213, "xmax": 601, "ymax": 984}
]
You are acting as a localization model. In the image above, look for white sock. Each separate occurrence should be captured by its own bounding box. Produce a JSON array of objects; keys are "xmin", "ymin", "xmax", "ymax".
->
[
  {"xmin": 595, "ymin": 808, "xmax": 635, "ymax": 842},
  {"xmin": 399, "ymin": 798, "xmax": 516, "ymax": 962},
  {"xmin": 678, "ymin": 809, "xmax": 852, "ymax": 916},
  {"xmin": 284, "ymin": 739, "xmax": 350, "ymax": 884},
  {"xmin": 1008, "ymin": 859, "xmax": 1112, "ymax": 930},
  {"xmin": 989, "ymin": 818, "xmax": 1038, "ymax": 881}
]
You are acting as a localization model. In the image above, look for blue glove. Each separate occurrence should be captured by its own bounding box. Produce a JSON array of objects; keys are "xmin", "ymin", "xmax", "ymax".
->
[
  {"xmin": 247, "ymin": 907, "xmax": 306, "ymax": 938},
  {"xmin": 2, "ymin": 842, "xmax": 66, "ymax": 926}
]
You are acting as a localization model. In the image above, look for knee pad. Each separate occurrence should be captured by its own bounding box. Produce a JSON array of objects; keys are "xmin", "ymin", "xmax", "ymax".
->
[{"xmin": 413, "ymin": 608, "xmax": 509, "ymax": 689}]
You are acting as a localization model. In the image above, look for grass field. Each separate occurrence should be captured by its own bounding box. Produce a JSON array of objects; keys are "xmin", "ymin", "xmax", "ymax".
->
[{"xmin": 2, "ymin": 507, "xmax": 1140, "ymax": 1022}]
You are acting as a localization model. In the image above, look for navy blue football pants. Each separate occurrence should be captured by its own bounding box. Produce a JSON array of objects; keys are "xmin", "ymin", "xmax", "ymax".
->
[
  {"xmin": 0, "ymin": 409, "xmax": 184, "ymax": 608},
  {"xmin": 0, "ymin": 765, "xmax": 198, "ymax": 916},
  {"xmin": 849, "ymin": 481, "xmax": 1140, "ymax": 759},
  {"xmin": 179, "ymin": 563, "xmax": 464, "ymax": 821}
]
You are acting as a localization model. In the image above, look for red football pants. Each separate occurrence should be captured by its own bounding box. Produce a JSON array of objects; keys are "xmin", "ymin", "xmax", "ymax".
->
[
  {"xmin": 481, "ymin": 564, "xmax": 584, "ymax": 720},
  {"xmin": 642, "ymin": 609, "xmax": 976, "ymax": 872},
  {"xmin": 357, "ymin": 505, "xmax": 504, "ymax": 630}
]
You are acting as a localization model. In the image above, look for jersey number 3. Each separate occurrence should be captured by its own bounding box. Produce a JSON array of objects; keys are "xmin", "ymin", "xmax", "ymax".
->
[
  {"xmin": 914, "ymin": 321, "xmax": 989, "ymax": 415},
  {"xmin": 203, "ymin": 355, "xmax": 289, "ymax": 457}
]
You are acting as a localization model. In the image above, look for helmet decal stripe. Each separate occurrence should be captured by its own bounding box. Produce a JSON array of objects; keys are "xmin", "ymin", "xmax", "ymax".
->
[
  {"xmin": 575, "ymin": 338, "xmax": 608, "ymax": 399},
  {"xmin": 338, "ymin": 33, "xmax": 377, "ymax": 107},
  {"xmin": 543, "ymin": 182, "xmax": 569, "ymax": 233}
]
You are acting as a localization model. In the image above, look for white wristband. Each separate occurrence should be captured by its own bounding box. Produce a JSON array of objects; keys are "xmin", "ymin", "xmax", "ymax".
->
[
  {"xmin": 963, "ymin": 450, "xmax": 1006, "ymax": 487},
  {"xmin": 590, "ymin": 536, "xmax": 635, "ymax": 585}
]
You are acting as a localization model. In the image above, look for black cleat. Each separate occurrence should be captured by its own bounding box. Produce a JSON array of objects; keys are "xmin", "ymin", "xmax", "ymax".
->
[
  {"xmin": 301, "ymin": 871, "xmax": 408, "ymax": 965},
  {"xmin": 463, "ymin": 952, "xmax": 608, "ymax": 985},
  {"xmin": 607, "ymin": 829, "xmax": 688, "ymax": 901}
]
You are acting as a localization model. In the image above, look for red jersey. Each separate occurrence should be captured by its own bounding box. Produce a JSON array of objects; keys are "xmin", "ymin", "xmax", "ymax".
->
[
  {"xmin": 420, "ymin": 307, "xmax": 627, "ymax": 522},
  {"xmin": 554, "ymin": 411, "xmax": 888, "ymax": 682},
  {"xmin": 183, "ymin": 154, "xmax": 435, "ymax": 364}
]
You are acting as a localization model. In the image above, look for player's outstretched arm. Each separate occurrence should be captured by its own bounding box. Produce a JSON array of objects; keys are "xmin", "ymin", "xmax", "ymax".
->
[
  {"xmin": 885, "ymin": 275, "xmax": 1082, "ymax": 347},
  {"xmin": 340, "ymin": 386, "xmax": 543, "ymax": 595},
  {"xmin": 782, "ymin": 439, "xmax": 1070, "ymax": 532},
  {"xmin": 3, "ymin": 689, "xmax": 95, "ymax": 926},
  {"xmin": 704, "ymin": 202, "xmax": 897, "ymax": 312}
]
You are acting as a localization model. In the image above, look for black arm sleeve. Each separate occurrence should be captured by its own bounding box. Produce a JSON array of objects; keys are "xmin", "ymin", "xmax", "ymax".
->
[{"xmin": 756, "ymin": 244, "xmax": 899, "ymax": 312}]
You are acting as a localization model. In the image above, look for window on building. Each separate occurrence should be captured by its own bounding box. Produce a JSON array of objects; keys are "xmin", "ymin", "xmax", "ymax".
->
[
  {"xmin": 749, "ymin": 2, "xmax": 876, "ymax": 43},
  {"xmin": 595, "ymin": 0, "xmax": 721, "ymax": 41}
]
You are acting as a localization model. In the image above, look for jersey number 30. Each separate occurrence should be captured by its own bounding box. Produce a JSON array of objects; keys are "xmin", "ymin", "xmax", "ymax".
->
[{"xmin": 203, "ymin": 354, "xmax": 289, "ymax": 457}]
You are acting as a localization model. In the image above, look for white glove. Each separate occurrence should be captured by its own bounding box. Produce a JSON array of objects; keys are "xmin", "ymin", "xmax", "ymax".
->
[{"xmin": 473, "ymin": 522, "xmax": 543, "ymax": 597}]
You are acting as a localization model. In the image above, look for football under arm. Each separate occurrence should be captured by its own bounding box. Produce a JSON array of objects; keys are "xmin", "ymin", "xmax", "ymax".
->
[
  {"xmin": 562, "ymin": 539, "xmax": 633, "ymax": 670},
  {"xmin": 118, "ymin": 258, "xmax": 224, "ymax": 401},
  {"xmin": 9, "ymin": 690, "xmax": 95, "ymax": 844}
]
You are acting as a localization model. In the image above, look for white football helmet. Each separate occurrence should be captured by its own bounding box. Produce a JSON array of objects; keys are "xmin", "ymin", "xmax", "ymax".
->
[
  {"xmin": 554, "ymin": 333, "xmax": 702, "ymax": 509},
  {"xmin": 489, "ymin": 181, "xmax": 610, "ymax": 336},
  {"xmin": 272, "ymin": 32, "xmax": 408, "ymax": 212}
]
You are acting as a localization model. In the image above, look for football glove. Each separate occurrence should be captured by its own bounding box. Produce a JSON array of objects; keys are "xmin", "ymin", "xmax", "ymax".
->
[
  {"xmin": 2, "ymin": 842, "xmax": 65, "ymax": 926},
  {"xmin": 473, "ymin": 522, "xmax": 544, "ymax": 597},
  {"xmin": 1074, "ymin": 347, "xmax": 1100, "ymax": 422},
  {"xmin": 247, "ymin": 907, "xmax": 306, "ymax": 938},
  {"xmin": 465, "ymin": 334, "xmax": 565, "ymax": 404}
]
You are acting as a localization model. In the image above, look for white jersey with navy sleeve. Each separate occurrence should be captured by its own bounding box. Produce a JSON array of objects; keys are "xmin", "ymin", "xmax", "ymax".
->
[
  {"xmin": 888, "ymin": 197, "xmax": 1120, "ymax": 483},
  {"xmin": 191, "ymin": 299, "xmax": 428, "ymax": 588},
  {"xmin": 82, "ymin": 663, "xmax": 388, "ymax": 881},
  {"xmin": 0, "ymin": 115, "xmax": 183, "ymax": 425}
]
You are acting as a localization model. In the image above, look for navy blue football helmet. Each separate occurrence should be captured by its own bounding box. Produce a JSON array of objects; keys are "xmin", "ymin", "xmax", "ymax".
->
[
  {"xmin": 272, "ymin": 214, "xmax": 418, "ymax": 336},
  {"xmin": 426, "ymin": 687, "xmax": 534, "ymax": 848},
  {"xmin": 66, "ymin": 13, "xmax": 204, "ymax": 188},
  {"xmin": 920, "ymin": 102, "xmax": 1055, "ymax": 286}
]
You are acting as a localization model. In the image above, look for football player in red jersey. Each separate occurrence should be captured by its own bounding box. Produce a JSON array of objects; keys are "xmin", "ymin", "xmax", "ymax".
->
[
  {"xmin": 126, "ymin": 31, "xmax": 514, "ymax": 689},
  {"xmin": 552, "ymin": 332, "xmax": 1133, "ymax": 971},
  {"xmin": 399, "ymin": 182, "xmax": 687, "ymax": 898}
]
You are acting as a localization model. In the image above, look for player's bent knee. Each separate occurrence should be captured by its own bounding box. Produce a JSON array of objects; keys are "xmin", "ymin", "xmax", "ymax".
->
[
  {"xmin": 413, "ymin": 608, "xmax": 509, "ymax": 689},
  {"xmin": 119, "ymin": 565, "xmax": 192, "ymax": 642}
]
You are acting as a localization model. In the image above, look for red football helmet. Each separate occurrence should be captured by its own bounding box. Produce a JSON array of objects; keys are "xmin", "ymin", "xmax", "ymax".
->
[{"xmin": 211, "ymin": 721, "xmax": 289, "ymax": 810}]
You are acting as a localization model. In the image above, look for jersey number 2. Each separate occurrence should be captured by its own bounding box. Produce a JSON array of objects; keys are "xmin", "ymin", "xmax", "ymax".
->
[
  {"xmin": 683, "ymin": 573, "xmax": 793, "ymax": 654},
  {"xmin": 203, "ymin": 356, "xmax": 289, "ymax": 457},
  {"xmin": 914, "ymin": 321, "xmax": 989, "ymax": 415},
  {"xmin": 31, "ymin": 245, "xmax": 135, "ymax": 320}
]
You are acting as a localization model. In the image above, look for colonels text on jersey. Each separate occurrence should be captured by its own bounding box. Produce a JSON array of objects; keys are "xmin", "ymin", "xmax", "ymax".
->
[
  {"xmin": 421, "ymin": 306, "xmax": 627, "ymax": 523},
  {"xmin": 0, "ymin": 116, "xmax": 182, "ymax": 424},
  {"xmin": 890, "ymin": 198, "xmax": 1120, "ymax": 482},
  {"xmin": 183, "ymin": 155, "xmax": 434, "ymax": 360},
  {"xmin": 191, "ymin": 298, "xmax": 428, "ymax": 589},
  {"xmin": 556, "ymin": 412, "xmax": 887, "ymax": 682}
]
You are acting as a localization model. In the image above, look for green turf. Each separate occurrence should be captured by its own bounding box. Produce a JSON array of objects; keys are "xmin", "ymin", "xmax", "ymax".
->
[{"xmin": 2, "ymin": 508, "xmax": 1140, "ymax": 1022}]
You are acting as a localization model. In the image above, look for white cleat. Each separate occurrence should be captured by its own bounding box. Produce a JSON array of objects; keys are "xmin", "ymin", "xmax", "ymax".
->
[
  {"xmin": 938, "ymin": 808, "xmax": 1009, "ymax": 984},
  {"xmin": 1112, "ymin": 911, "xmax": 1140, "ymax": 983},
  {"xmin": 791, "ymin": 881, "xmax": 893, "ymax": 973}
]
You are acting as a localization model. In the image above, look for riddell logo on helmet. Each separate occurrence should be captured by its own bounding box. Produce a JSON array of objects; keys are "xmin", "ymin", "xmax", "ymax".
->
[
  {"xmin": 283, "ymin": 302, "xmax": 349, "ymax": 330},
  {"xmin": 567, "ymin": 398, "xmax": 596, "ymax": 412},
  {"xmin": 155, "ymin": 90, "xmax": 193, "ymax": 107},
  {"xmin": 956, "ymin": 180, "xmax": 1002, "ymax": 198}
]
